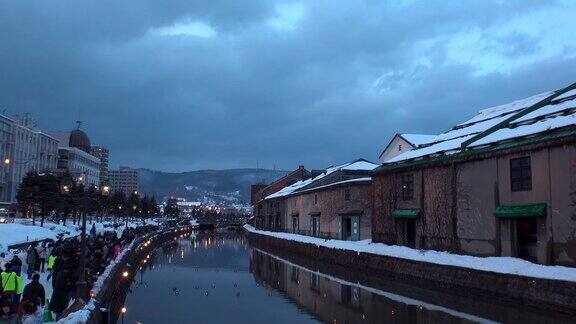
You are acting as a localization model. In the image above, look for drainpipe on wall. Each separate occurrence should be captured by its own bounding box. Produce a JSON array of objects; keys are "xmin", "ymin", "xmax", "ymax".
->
[{"xmin": 451, "ymin": 162, "xmax": 459, "ymax": 253}]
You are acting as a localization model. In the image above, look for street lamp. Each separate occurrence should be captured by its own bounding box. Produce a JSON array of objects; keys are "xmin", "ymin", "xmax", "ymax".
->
[
  {"xmin": 3, "ymin": 158, "xmax": 9, "ymax": 165},
  {"xmin": 121, "ymin": 307, "xmax": 127, "ymax": 324},
  {"xmin": 76, "ymin": 193, "xmax": 92, "ymax": 301},
  {"xmin": 101, "ymin": 185, "xmax": 110, "ymax": 222}
]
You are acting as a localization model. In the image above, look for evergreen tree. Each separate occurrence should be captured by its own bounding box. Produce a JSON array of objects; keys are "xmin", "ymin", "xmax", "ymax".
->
[
  {"xmin": 127, "ymin": 191, "xmax": 140, "ymax": 220},
  {"xmin": 36, "ymin": 172, "xmax": 61, "ymax": 227},
  {"xmin": 58, "ymin": 172, "xmax": 76, "ymax": 225},
  {"xmin": 71, "ymin": 184, "xmax": 85, "ymax": 225},
  {"xmin": 16, "ymin": 171, "xmax": 40, "ymax": 225},
  {"xmin": 99, "ymin": 188, "xmax": 112, "ymax": 222},
  {"xmin": 110, "ymin": 190, "xmax": 127, "ymax": 222},
  {"xmin": 164, "ymin": 197, "xmax": 180, "ymax": 218}
]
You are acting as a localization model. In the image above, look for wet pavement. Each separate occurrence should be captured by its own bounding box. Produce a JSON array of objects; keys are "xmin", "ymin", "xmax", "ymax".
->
[{"xmin": 123, "ymin": 231, "xmax": 575, "ymax": 324}]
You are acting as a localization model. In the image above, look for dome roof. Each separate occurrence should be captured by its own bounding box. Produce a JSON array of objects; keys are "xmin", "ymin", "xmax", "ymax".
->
[{"xmin": 69, "ymin": 129, "xmax": 91, "ymax": 153}]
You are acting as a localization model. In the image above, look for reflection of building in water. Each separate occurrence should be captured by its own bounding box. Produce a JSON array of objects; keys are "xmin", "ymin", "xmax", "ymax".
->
[{"xmin": 251, "ymin": 249, "xmax": 493, "ymax": 324}]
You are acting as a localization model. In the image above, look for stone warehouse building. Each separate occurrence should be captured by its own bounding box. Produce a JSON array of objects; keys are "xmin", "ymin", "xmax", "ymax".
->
[
  {"xmin": 251, "ymin": 166, "xmax": 315, "ymax": 230},
  {"xmin": 260, "ymin": 159, "xmax": 379, "ymax": 240},
  {"xmin": 372, "ymin": 82, "xmax": 576, "ymax": 266}
]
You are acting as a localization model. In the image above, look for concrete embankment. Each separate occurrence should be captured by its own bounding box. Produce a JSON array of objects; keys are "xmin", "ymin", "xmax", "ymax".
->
[{"xmin": 246, "ymin": 230, "xmax": 576, "ymax": 315}]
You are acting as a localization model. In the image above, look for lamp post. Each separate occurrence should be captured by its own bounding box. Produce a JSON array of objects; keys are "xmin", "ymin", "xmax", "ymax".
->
[
  {"xmin": 76, "ymin": 192, "xmax": 91, "ymax": 301},
  {"xmin": 60, "ymin": 182, "xmax": 71, "ymax": 225}
]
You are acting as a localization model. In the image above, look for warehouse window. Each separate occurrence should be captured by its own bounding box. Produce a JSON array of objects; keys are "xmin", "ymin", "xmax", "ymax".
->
[
  {"xmin": 511, "ymin": 156, "xmax": 532, "ymax": 191},
  {"xmin": 402, "ymin": 174, "xmax": 414, "ymax": 200}
]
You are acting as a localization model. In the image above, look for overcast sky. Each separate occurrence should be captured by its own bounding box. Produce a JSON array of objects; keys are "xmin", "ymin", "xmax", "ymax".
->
[{"xmin": 1, "ymin": 1, "xmax": 575, "ymax": 172}]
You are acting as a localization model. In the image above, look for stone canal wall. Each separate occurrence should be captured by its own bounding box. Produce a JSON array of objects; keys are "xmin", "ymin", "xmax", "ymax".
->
[
  {"xmin": 246, "ymin": 230, "xmax": 576, "ymax": 315},
  {"xmin": 58, "ymin": 226, "xmax": 193, "ymax": 324}
]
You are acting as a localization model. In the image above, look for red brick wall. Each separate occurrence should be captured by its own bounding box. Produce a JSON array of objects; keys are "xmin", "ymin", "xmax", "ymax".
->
[{"xmin": 261, "ymin": 166, "xmax": 307, "ymax": 198}]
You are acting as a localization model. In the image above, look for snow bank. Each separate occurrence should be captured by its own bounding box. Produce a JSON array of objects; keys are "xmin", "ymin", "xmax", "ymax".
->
[
  {"xmin": 56, "ymin": 240, "xmax": 136, "ymax": 324},
  {"xmin": 0, "ymin": 223, "xmax": 75, "ymax": 251},
  {"xmin": 245, "ymin": 225, "xmax": 576, "ymax": 283}
]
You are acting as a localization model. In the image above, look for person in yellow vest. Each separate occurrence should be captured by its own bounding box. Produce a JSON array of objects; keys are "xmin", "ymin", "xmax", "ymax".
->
[
  {"xmin": 15, "ymin": 270, "xmax": 23, "ymax": 304},
  {"xmin": 1, "ymin": 262, "xmax": 17, "ymax": 299},
  {"xmin": 47, "ymin": 253, "xmax": 57, "ymax": 281}
]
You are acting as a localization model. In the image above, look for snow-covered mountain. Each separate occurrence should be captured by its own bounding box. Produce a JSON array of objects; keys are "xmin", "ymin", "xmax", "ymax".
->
[{"xmin": 137, "ymin": 168, "xmax": 288, "ymax": 206}]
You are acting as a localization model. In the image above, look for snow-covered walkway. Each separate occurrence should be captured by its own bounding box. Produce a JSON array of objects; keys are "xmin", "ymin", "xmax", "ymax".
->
[{"xmin": 244, "ymin": 225, "xmax": 576, "ymax": 283}]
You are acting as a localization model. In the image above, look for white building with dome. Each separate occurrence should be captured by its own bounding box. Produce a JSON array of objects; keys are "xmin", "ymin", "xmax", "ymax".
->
[{"xmin": 51, "ymin": 125, "xmax": 101, "ymax": 187}]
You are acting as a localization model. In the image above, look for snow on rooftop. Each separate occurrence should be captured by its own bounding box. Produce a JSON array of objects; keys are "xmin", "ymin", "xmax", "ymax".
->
[
  {"xmin": 387, "ymin": 135, "xmax": 474, "ymax": 163},
  {"xmin": 458, "ymin": 90, "xmax": 554, "ymax": 127},
  {"xmin": 295, "ymin": 177, "xmax": 372, "ymax": 195},
  {"xmin": 341, "ymin": 160, "xmax": 380, "ymax": 171},
  {"xmin": 265, "ymin": 159, "xmax": 377, "ymax": 199},
  {"xmin": 555, "ymin": 88, "xmax": 576, "ymax": 101},
  {"xmin": 471, "ymin": 111, "xmax": 576, "ymax": 147},
  {"xmin": 387, "ymin": 86, "xmax": 576, "ymax": 164},
  {"xmin": 265, "ymin": 178, "xmax": 313, "ymax": 199},
  {"xmin": 400, "ymin": 134, "xmax": 437, "ymax": 146}
]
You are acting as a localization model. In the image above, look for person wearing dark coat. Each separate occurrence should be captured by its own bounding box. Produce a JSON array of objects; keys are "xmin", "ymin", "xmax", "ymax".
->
[
  {"xmin": 49, "ymin": 268, "xmax": 73, "ymax": 318},
  {"xmin": 22, "ymin": 273, "xmax": 45, "ymax": 307},
  {"xmin": 26, "ymin": 245, "xmax": 37, "ymax": 280}
]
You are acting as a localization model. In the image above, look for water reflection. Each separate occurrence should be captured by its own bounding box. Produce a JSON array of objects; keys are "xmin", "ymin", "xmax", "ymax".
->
[
  {"xmin": 123, "ymin": 232, "xmax": 574, "ymax": 324},
  {"xmin": 251, "ymin": 249, "xmax": 494, "ymax": 324},
  {"xmin": 123, "ymin": 231, "xmax": 315, "ymax": 324}
]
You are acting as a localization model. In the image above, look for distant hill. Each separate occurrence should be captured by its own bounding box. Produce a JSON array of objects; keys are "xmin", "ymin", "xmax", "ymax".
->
[{"xmin": 137, "ymin": 168, "xmax": 289, "ymax": 206}]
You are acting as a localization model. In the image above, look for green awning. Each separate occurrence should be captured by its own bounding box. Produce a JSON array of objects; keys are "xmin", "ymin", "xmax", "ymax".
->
[
  {"xmin": 494, "ymin": 203, "xmax": 547, "ymax": 218},
  {"xmin": 393, "ymin": 208, "xmax": 421, "ymax": 218}
]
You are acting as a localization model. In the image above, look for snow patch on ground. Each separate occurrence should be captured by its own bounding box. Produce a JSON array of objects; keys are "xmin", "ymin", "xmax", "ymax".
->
[
  {"xmin": 0, "ymin": 223, "xmax": 79, "ymax": 252},
  {"xmin": 244, "ymin": 225, "xmax": 576, "ymax": 283}
]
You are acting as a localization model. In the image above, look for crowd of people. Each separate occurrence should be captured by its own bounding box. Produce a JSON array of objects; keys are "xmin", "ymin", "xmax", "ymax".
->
[{"xmin": 0, "ymin": 223, "xmax": 159, "ymax": 323}]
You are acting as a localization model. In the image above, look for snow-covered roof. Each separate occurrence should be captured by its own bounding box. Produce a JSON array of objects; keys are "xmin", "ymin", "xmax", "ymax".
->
[
  {"xmin": 265, "ymin": 159, "xmax": 378, "ymax": 200},
  {"xmin": 387, "ymin": 84, "xmax": 576, "ymax": 164},
  {"xmin": 341, "ymin": 160, "xmax": 380, "ymax": 171},
  {"xmin": 399, "ymin": 134, "xmax": 437, "ymax": 146},
  {"xmin": 265, "ymin": 178, "xmax": 314, "ymax": 199},
  {"xmin": 294, "ymin": 177, "xmax": 371, "ymax": 195}
]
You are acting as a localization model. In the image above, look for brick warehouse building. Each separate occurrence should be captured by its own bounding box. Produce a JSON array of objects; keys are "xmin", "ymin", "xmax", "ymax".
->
[
  {"xmin": 251, "ymin": 166, "xmax": 313, "ymax": 230},
  {"xmin": 372, "ymin": 82, "xmax": 576, "ymax": 266},
  {"xmin": 261, "ymin": 159, "xmax": 379, "ymax": 240}
]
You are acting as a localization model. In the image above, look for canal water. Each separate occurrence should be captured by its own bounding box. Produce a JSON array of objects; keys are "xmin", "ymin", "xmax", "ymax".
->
[{"xmin": 123, "ymin": 231, "xmax": 575, "ymax": 324}]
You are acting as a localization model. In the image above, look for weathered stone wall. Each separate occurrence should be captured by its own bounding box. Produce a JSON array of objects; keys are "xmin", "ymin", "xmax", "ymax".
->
[
  {"xmin": 456, "ymin": 158, "xmax": 499, "ymax": 256},
  {"xmin": 285, "ymin": 181, "xmax": 372, "ymax": 239},
  {"xmin": 549, "ymin": 144, "xmax": 576, "ymax": 265},
  {"xmin": 373, "ymin": 138, "xmax": 576, "ymax": 266},
  {"xmin": 372, "ymin": 174, "xmax": 398, "ymax": 244},
  {"xmin": 247, "ymin": 231, "xmax": 576, "ymax": 315},
  {"xmin": 422, "ymin": 166, "xmax": 455, "ymax": 250},
  {"xmin": 372, "ymin": 165, "xmax": 456, "ymax": 251}
]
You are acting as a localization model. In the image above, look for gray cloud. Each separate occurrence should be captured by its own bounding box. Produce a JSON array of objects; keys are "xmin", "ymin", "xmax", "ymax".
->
[{"xmin": 0, "ymin": 0, "xmax": 574, "ymax": 171}]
